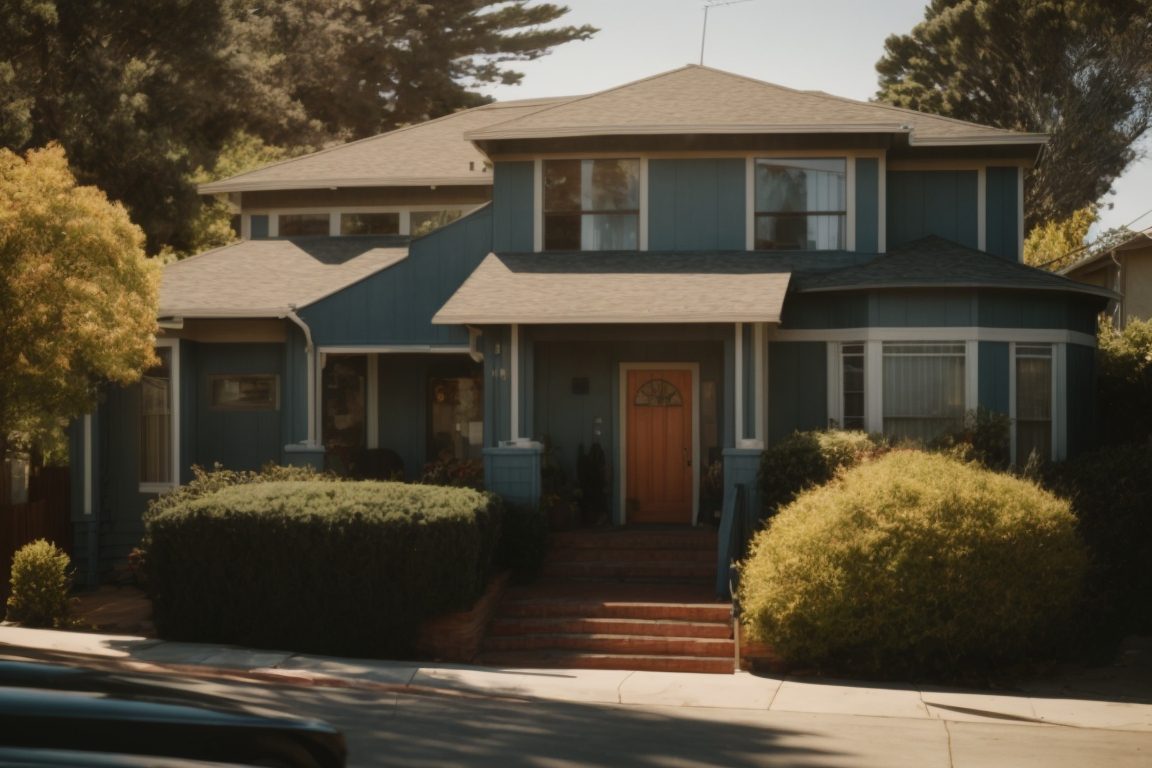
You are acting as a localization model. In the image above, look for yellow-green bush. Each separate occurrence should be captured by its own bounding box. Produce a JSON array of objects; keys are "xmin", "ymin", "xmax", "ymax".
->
[
  {"xmin": 757, "ymin": 430, "xmax": 883, "ymax": 519},
  {"xmin": 740, "ymin": 450, "xmax": 1086, "ymax": 678},
  {"xmin": 6, "ymin": 539, "xmax": 72, "ymax": 628}
]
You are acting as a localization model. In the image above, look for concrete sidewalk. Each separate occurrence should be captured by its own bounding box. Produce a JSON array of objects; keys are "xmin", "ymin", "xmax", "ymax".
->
[{"xmin": 2, "ymin": 624, "xmax": 1151, "ymax": 734}]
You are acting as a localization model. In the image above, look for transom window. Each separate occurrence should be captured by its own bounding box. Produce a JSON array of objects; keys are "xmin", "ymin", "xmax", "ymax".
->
[
  {"xmin": 543, "ymin": 159, "xmax": 640, "ymax": 251},
  {"xmin": 754, "ymin": 158, "xmax": 846, "ymax": 250},
  {"xmin": 882, "ymin": 342, "xmax": 966, "ymax": 443}
]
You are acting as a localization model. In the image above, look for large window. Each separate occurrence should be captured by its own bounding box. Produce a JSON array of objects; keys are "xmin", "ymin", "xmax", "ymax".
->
[
  {"xmin": 278, "ymin": 213, "xmax": 330, "ymax": 237},
  {"xmin": 322, "ymin": 355, "xmax": 367, "ymax": 451},
  {"xmin": 140, "ymin": 347, "xmax": 173, "ymax": 487},
  {"xmin": 340, "ymin": 213, "xmax": 399, "ymax": 236},
  {"xmin": 882, "ymin": 342, "xmax": 966, "ymax": 443},
  {"xmin": 428, "ymin": 371, "xmax": 484, "ymax": 462},
  {"xmin": 543, "ymin": 159, "xmax": 640, "ymax": 251},
  {"xmin": 1015, "ymin": 344, "xmax": 1052, "ymax": 466},
  {"xmin": 754, "ymin": 158, "xmax": 846, "ymax": 250}
]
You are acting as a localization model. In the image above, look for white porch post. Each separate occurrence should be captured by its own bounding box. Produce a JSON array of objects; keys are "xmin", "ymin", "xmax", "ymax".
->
[
  {"xmin": 753, "ymin": 322, "xmax": 766, "ymax": 447},
  {"xmin": 510, "ymin": 323, "xmax": 521, "ymax": 440},
  {"xmin": 734, "ymin": 322, "xmax": 744, "ymax": 443}
]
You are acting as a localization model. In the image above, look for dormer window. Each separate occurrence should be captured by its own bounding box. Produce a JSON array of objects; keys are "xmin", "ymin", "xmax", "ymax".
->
[
  {"xmin": 341, "ymin": 212, "xmax": 399, "ymax": 235},
  {"xmin": 754, "ymin": 158, "xmax": 846, "ymax": 250},
  {"xmin": 543, "ymin": 159, "xmax": 640, "ymax": 251},
  {"xmin": 278, "ymin": 213, "xmax": 330, "ymax": 237}
]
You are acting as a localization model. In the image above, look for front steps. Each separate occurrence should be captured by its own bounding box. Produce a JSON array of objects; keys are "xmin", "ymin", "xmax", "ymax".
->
[{"xmin": 478, "ymin": 528, "xmax": 736, "ymax": 674}]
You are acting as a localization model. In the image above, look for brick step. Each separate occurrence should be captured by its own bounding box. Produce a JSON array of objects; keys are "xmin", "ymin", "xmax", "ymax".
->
[
  {"xmin": 541, "ymin": 560, "xmax": 715, "ymax": 583},
  {"xmin": 548, "ymin": 547, "xmax": 716, "ymax": 564},
  {"xmin": 482, "ymin": 632, "xmax": 734, "ymax": 658},
  {"xmin": 477, "ymin": 651, "xmax": 735, "ymax": 675},
  {"xmin": 497, "ymin": 598, "xmax": 731, "ymax": 623},
  {"xmin": 487, "ymin": 616, "xmax": 732, "ymax": 639},
  {"xmin": 550, "ymin": 529, "xmax": 718, "ymax": 551}
]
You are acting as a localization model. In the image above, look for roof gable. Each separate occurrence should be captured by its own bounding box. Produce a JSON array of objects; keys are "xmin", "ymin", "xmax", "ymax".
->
[{"xmin": 468, "ymin": 65, "xmax": 1046, "ymax": 147}]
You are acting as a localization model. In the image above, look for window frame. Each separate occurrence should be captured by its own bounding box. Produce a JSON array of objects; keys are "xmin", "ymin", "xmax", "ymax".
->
[
  {"xmin": 536, "ymin": 157, "xmax": 644, "ymax": 252},
  {"xmin": 752, "ymin": 156, "xmax": 848, "ymax": 251},
  {"xmin": 139, "ymin": 338, "xmax": 180, "ymax": 494},
  {"xmin": 1010, "ymin": 342, "xmax": 1058, "ymax": 465}
]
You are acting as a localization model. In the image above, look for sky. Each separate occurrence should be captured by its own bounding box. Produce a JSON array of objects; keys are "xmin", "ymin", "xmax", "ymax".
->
[{"xmin": 479, "ymin": 0, "xmax": 1151, "ymax": 238}]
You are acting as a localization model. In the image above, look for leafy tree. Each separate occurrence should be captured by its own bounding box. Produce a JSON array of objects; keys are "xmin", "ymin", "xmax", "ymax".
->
[
  {"xmin": 876, "ymin": 0, "xmax": 1152, "ymax": 230},
  {"xmin": 0, "ymin": 1, "xmax": 596, "ymax": 255},
  {"xmin": 1023, "ymin": 205, "xmax": 1097, "ymax": 271},
  {"xmin": 0, "ymin": 144, "xmax": 159, "ymax": 458}
]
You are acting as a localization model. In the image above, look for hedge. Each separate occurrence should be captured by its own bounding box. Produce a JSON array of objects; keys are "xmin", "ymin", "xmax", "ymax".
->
[
  {"xmin": 147, "ymin": 480, "xmax": 502, "ymax": 657},
  {"xmin": 741, "ymin": 450, "xmax": 1086, "ymax": 679},
  {"xmin": 757, "ymin": 430, "xmax": 881, "ymax": 520}
]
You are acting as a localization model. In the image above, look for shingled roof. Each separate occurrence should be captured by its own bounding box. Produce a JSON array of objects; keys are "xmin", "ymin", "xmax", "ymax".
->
[
  {"xmin": 431, "ymin": 251, "xmax": 870, "ymax": 325},
  {"xmin": 199, "ymin": 97, "xmax": 571, "ymax": 194},
  {"xmin": 793, "ymin": 237, "xmax": 1115, "ymax": 299},
  {"xmin": 467, "ymin": 66, "xmax": 1047, "ymax": 147},
  {"xmin": 160, "ymin": 236, "xmax": 409, "ymax": 318}
]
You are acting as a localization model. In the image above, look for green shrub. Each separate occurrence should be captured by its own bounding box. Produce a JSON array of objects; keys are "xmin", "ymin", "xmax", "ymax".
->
[
  {"xmin": 1043, "ymin": 443, "xmax": 1152, "ymax": 638},
  {"xmin": 496, "ymin": 504, "xmax": 549, "ymax": 583},
  {"xmin": 1097, "ymin": 318, "xmax": 1152, "ymax": 445},
  {"xmin": 6, "ymin": 539, "xmax": 72, "ymax": 628},
  {"xmin": 758, "ymin": 430, "xmax": 881, "ymax": 519},
  {"xmin": 147, "ymin": 480, "xmax": 502, "ymax": 657},
  {"xmin": 740, "ymin": 450, "xmax": 1086, "ymax": 679},
  {"xmin": 938, "ymin": 408, "xmax": 1012, "ymax": 471}
]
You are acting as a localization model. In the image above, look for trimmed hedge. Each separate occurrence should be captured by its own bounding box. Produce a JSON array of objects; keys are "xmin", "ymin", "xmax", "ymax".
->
[
  {"xmin": 741, "ymin": 450, "xmax": 1086, "ymax": 679},
  {"xmin": 147, "ymin": 480, "xmax": 502, "ymax": 657},
  {"xmin": 6, "ymin": 539, "xmax": 72, "ymax": 628}
]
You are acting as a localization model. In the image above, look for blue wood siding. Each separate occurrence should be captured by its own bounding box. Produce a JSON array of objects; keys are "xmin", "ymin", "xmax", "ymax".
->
[
  {"xmin": 1066, "ymin": 342, "xmax": 1096, "ymax": 457},
  {"xmin": 768, "ymin": 342, "xmax": 827, "ymax": 444},
  {"xmin": 281, "ymin": 326, "xmax": 309, "ymax": 448},
  {"xmin": 192, "ymin": 343, "xmax": 283, "ymax": 471},
  {"xmin": 301, "ymin": 207, "xmax": 494, "ymax": 346},
  {"xmin": 855, "ymin": 158, "xmax": 880, "ymax": 252},
  {"xmin": 94, "ymin": 386, "xmax": 149, "ymax": 574},
  {"xmin": 887, "ymin": 171, "xmax": 979, "ymax": 249},
  {"xmin": 977, "ymin": 292, "xmax": 1099, "ymax": 334},
  {"xmin": 647, "ymin": 159, "xmax": 746, "ymax": 251},
  {"xmin": 492, "ymin": 162, "xmax": 534, "ymax": 252},
  {"xmin": 782, "ymin": 293, "xmax": 870, "ymax": 330},
  {"xmin": 985, "ymin": 167, "xmax": 1020, "ymax": 261},
  {"xmin": 482, "ymin": 326, "xmax": 512, "ymax": 448},
  {"xmin": 978, "ymin": 341, "xmax": 1010, "ymax": 414}
]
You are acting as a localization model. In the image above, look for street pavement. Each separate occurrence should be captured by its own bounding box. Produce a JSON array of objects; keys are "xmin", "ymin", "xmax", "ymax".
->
[{"xmin": 1, "ymin": 625, "xmax": 1150, "ymax": 766}]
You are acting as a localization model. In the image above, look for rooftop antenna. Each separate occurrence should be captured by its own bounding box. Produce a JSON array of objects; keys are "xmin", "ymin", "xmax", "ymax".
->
[{"xmin": 700, "ymin": 0, "xmax": 755, "ymax": 65}]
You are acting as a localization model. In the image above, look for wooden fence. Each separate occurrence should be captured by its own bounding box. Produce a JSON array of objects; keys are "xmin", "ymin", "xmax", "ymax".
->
[{"xmin": 0, "ymin": 466, "xmax": 72, "ymax": 601}]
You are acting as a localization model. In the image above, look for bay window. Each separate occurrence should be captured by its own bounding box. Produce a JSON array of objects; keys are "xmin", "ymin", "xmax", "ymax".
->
[
  {"xmin": 882, "ymin": 342, "xmax": 966, "ymax": 443},
  {"xmin": 543, "ymin": 159, "xmax": 640, "ymax": 250},
  {"xmin": 1014, "ymin": 344, "xmax": 1053, "ymax": 466},
  {"xmin": 754, "ymin": 158, "xmax": 846, "ymax": 250}
]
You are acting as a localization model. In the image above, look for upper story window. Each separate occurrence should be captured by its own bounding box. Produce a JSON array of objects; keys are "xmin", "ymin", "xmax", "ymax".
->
[
  {"xmin": 411, "ymin": 209, "xmax": 463, "ymax": 237},
  {"xmin": 543, "ymin": 159, "xmax": 640, "ymax": 251},
  {"xmin": 754, "ymin": 158, "xmax": 846, "ymax": 250},
  {"xmin": 278, "ymin": 213, "xmax": 330, "ymax": 237},
  {"xmin": 340, "ymin": 212, "xmax": 399, "ymax": 235}
]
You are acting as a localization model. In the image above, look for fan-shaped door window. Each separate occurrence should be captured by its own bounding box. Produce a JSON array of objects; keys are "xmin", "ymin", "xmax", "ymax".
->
[{"xmin": 633, "ymin": 378, "xmax": 684, "ymax": 407}]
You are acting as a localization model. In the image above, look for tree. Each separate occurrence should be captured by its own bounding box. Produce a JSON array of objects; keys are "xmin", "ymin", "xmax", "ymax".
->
[
  {"xmin": 0, "ymin": 1, "xmax": 596, "ymax": 255},
  {"xmin": 876, "ymin": 0, "xmax": 1152, "ymax": 230},
  {"xmin": 1023, "ymin": 205, "xmax": 1097, "ymax": 271},
  {"xmin": 0, "ymin": 144, "xmax": 159, "ymax": 458}
]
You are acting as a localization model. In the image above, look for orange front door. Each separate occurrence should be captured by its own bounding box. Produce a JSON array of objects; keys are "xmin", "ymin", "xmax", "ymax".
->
[{"xmin": 625, "ymin": 368, "xmax": 694, "ymax": 524}]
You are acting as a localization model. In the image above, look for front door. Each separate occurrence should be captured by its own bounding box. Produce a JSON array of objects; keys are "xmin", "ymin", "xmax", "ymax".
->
[{"xmin": 625, "ymin": 367, "xmax": 694, "ymax": 524}]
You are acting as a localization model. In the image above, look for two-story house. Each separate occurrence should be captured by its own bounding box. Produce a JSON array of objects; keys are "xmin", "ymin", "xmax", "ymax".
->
[{"xmin": 70, "ymin": 66, "xmax": 1111, "ymax": 585}]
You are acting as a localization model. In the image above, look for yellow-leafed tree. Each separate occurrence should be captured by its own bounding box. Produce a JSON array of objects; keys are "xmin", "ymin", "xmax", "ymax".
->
[{"xmin": 0, "ymin": 144, "xmax": 159, "ymax": 458}]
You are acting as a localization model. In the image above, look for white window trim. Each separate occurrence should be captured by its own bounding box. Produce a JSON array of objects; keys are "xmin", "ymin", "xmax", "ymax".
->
[
  {"xmin": 617, "ymin": 362, "xmax": 700, "ymax": 526},
  {"xmin": 828, "ymin": 341, "xmax": 868, "ymax": 430},
  {"xmin": 139, "ymin": 339, "xmax": 180, "ymax": 494}
]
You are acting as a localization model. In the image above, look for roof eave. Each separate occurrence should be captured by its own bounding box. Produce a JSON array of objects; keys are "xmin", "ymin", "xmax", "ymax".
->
[
  {"xmin": 432, "ymin": 313, "xmax": 784, "ymax": 325},
  {"xmin": 199, "ymin": 175, "xmax": 492, "ymax": 195},
  {"xmin": 797, "ymin": 281, "xmax": 1116, "ymax": 300}
]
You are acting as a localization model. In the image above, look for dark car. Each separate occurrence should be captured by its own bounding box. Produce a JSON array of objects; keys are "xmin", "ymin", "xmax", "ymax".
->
[{"xmin": 0, "ymin": 660, "xmax": 345, "ymax": 767}]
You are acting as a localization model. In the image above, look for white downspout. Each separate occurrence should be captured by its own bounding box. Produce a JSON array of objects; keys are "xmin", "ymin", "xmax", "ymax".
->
[{"xmin": 284, "ymin": 307, "xmax": 317, "ymax": 444}]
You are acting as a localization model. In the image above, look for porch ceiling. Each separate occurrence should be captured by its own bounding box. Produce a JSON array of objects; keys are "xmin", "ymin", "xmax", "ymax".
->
[{"xmin": 432, "ymin": 252, "xmax": 790, "ymax": 325}]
